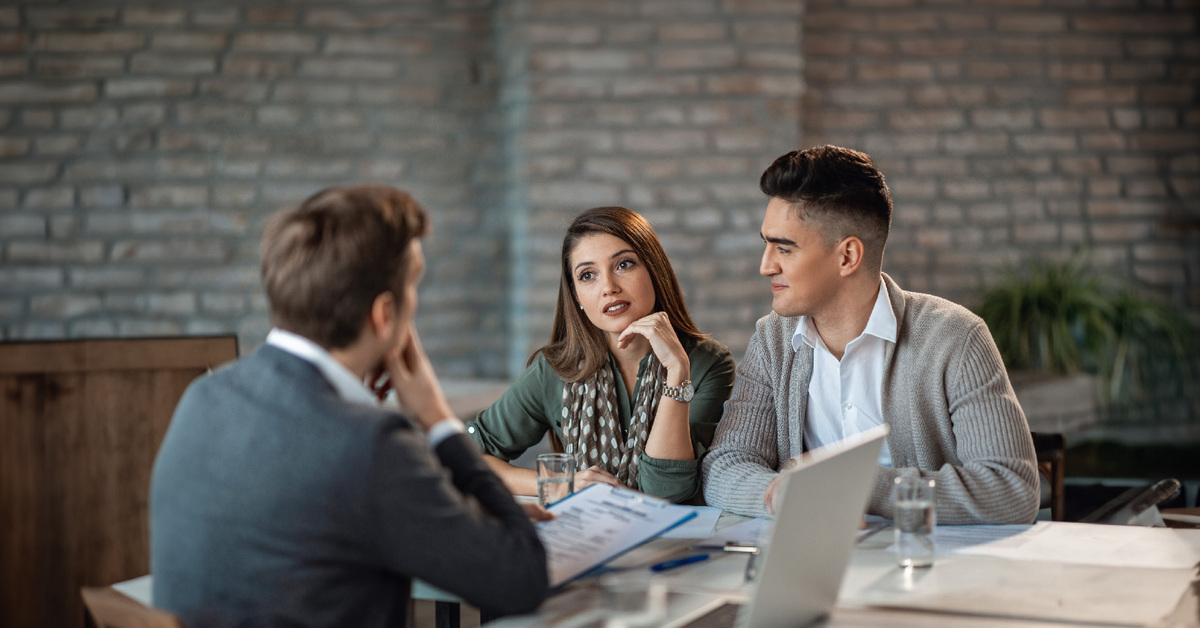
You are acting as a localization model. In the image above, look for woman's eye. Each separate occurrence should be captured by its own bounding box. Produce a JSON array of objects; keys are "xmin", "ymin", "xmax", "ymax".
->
[
  {"xmin": 578, "ymin": 271, "xmax": 594, "ymax": 282},
  {"xmin": 617, "ymin": 259, "xmax": 635, "ymax": 270}
]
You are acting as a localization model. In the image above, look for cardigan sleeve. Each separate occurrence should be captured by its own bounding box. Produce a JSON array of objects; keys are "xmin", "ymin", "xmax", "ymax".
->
[
  {"xmin": 867, "ymin": 320, "xmax": 1040, "ymax": 525},
  {"xmin": 701, "ymin": 325, "xmax": 784, "ymax": 517}
]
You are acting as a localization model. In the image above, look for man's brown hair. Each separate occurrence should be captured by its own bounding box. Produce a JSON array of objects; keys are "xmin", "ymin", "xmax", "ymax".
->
[{"xmin": 260, "ymin": 184, "xmax": 429, "ymax": 349}]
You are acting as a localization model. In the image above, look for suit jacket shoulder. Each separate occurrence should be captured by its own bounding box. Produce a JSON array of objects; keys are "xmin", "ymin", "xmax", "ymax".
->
[{"xmin": 151, "ymin": 345, "xmax": 547, "ymax": 627}]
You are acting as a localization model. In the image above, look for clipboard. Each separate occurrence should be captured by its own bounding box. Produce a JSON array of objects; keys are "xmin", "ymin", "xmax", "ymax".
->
[{"xmin": 537, "ymin": 484, "xmax": 698, "ymax": 586}]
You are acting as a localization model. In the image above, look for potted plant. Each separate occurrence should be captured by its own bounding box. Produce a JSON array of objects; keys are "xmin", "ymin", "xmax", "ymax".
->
[
  {"xmin": 975, "ymin": 256, "xmax": 1194, "ymax": 434},
  {"xmin": 1102, "ymin": 290, "xmax": 1193, "ymax": 407}
]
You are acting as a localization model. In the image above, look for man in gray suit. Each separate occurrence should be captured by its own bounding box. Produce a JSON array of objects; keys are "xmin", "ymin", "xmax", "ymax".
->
[{"xmin": 151, "ymin": 185, "xmax": 549, "ymax": 627}]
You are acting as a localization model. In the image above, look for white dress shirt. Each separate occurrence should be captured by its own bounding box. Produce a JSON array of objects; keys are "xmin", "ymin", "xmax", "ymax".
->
[
  {"xmin": 266, "ymin": 328, "xmax": 463, "ymax": 447},
  {"xmin": 792, "ymin": 279, "xmax": 896, "ymax": 466}
]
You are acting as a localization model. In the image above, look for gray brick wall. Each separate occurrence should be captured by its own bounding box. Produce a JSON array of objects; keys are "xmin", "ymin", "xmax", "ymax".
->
[
  {"xmin": 498, "ymin": 0, "xmax": 802, "ymax": 370},
  {"xmin": 801, "ymin": 0, "xmax": 1200, "ymax": 312},
  {"xmin": 0, "ymin": 1, "xmax": 510, "ymax": 376},
  {"xmin": 1, "ymin": 0, "xmax": 1196, "ymax": 399}
]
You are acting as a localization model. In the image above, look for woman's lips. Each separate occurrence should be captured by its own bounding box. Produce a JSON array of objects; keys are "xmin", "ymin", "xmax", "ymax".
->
[{"xmin": 603, "ymin": 301, "xmax": 630, "ymax": 316}]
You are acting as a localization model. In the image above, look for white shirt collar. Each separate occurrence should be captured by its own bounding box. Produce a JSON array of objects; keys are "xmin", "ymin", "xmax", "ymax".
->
[
  {"xmin": 266, "ymin": 328, "xmax": 379, "ymax": 408},
  {"xmin": 792, "ymin": 277, "xmax": 897, "ymax": 352}
]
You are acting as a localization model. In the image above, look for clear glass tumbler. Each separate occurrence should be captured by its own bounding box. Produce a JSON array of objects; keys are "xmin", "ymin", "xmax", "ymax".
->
[
  {"xmin": 536, "ymin": 453, "xmax": 574, "ymax": 507},
  {"xmin": 598, "ymin": 571, "xmax": 668, "ymax": 628},
  {"xmin": 893, "ymin": 476, "xmax": 936, "ymax": 568}
]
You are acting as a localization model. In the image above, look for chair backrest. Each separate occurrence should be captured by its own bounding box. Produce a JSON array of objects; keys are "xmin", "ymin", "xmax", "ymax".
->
[
  {"xmin": 1080, "ymin": 478, "xmax": 1182, "ymax": 525},
  {"xmin": 1, "ymin": 336, "xmax": 238, "ymax": 628},
  {"xmin": 1031, "ymin": 431, "xmax": 1066, "ymax": 521},
  {"xmin": 81, "ymin": 586, "xmax": 186, "ymax": 628}
]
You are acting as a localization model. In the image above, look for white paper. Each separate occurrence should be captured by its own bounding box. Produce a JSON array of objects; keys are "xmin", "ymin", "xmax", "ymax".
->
[
  {"xmin": 537, "ymin": 484, "xmax": 697, "ymax": 586},
  {"xmin": 858, "ymin": 523, "xmax": 1200, "ymax": 625},
  {"xmin": 843, "ymin": 554, "xmax": 1195, "ymax": 626},
  {"xmin": 951, "ymin": 521, "xmax": 1200, "ymax": 570},
  {"xmin": 882, "ymin": 524, "xmax": 1032, "ymax": 554},
  {"xmin": 660, "ymin": 506, "xmax": 722, "ymax": 539},
  {"xmin": 693, "ymin": 517, "xmax": 772, "ymax": 549},
  {"xmin": 112, "ymin": 574, "xmax": 152, "ymax": 605}
]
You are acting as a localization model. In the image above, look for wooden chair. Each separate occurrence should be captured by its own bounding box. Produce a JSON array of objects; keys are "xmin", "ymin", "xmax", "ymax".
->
[
  {"xmin": 81, "ymin": 586, "xmax": 185, "ymax": 628},
  {"xmin": 1080, "ymin": 478, "xmax": 1182, "ymax": 525},
  {"xmin": 1031, "ymin": 432, "xmax": 1066, "ymax": 521},
  {"xmin": 1, "ymin": 336, "xmax": 238, "ymax": 628}
]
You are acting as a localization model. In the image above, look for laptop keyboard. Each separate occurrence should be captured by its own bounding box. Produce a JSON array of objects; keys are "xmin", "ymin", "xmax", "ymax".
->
[{"xmin": 677, "ymin": 602, "xmax": 741, "ymax": 628}]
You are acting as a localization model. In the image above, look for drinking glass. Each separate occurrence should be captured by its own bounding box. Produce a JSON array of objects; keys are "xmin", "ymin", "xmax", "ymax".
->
[
  {"xmin": 893, "ymin": 476, "xmax": 936, "ymax": 568},
  {"xmin": 598, "ymin": 571, "xmax": 668, "ymax": 628},
  {"xmin": 536, "ymin": 453, "xmax": 574, "ymax": 507}
]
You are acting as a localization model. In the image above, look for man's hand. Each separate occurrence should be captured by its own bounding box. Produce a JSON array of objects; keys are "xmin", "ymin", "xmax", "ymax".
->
[
  {"xmin": 379, "ymin": 325, "xmax": 454, "ymax": 430},
  {"xmin": 764, "ymin": 475, "xmax": 783, "ymax": 515},
  {"xmin": 520, "ymin": 502, "xmax": 555, "ymax": 522}
]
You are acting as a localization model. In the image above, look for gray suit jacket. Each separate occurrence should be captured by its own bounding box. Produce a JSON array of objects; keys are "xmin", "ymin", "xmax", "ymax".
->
[{"xmin": 150, "ymin": 345, "xmax": 548, "ymax": 627}]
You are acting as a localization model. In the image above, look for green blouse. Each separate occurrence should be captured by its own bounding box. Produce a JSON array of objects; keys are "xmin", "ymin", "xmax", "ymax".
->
[{"xmin": 466, "ymin": 337, "xmax": 736, "ymax": 503}]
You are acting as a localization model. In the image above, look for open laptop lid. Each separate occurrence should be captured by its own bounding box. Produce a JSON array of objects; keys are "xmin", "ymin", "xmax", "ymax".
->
[{"xmin": 738, "ymin": 424, "xmax": 888, "ymax": 628}]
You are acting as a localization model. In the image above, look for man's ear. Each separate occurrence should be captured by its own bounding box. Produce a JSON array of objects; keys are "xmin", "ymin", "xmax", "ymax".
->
[
  {"xmin": 368, "ymin": 292, "xmax": 397, "ymax": 339},
  {"xmin": 837, "ymin": 236, "xmax": 865, "ymax": 277}
]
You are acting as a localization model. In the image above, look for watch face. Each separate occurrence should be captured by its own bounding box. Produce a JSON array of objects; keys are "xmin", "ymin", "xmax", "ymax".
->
[{"xmin": 664, "ymin": 380, "xmax": 694, "ymax": 402}]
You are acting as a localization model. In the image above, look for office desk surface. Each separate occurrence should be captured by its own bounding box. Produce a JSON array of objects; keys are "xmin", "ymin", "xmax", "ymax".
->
[
  {"xmin": 489, "ymin": 521, "xmax": 1200, "ymax": 628},
  {"xmin": 120, "ymin": 513, "xmax": 1200, "ymax": 627}
]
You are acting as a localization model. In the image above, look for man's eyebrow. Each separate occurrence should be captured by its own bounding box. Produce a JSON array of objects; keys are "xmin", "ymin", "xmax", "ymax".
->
[{"xmin": 760, "ymin": 232, "xmax": 797, "ymax": 247}]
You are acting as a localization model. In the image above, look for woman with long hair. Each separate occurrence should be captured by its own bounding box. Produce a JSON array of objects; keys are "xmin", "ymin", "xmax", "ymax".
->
[{"xmin": 466, "ymin": 206, "xmax": 735, "ymax": 503}]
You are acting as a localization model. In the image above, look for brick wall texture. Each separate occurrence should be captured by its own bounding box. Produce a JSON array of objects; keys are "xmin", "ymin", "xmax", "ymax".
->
[
  {"xmin": 802, "ymin": 0, "xmax": 1200, "ymax": 312},
  {"xmin": 1, "ymin": 1, "xmax": 1197, "ymax": 394}
]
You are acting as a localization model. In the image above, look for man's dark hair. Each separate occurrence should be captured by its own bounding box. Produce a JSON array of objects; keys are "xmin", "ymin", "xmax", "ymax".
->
[
  {"xmin": 759, "ymin": 145, "xmax": 893, "ymax": 270},
  {"xmin": 260, "ymin": 184, "xmax": 429, "ymax": 349}
]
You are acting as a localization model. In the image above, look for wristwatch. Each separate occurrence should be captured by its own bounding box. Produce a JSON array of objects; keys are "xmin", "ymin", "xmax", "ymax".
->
[{"xmin": 661, "ymin": 379, "xmax": 694, "ymax": 403}]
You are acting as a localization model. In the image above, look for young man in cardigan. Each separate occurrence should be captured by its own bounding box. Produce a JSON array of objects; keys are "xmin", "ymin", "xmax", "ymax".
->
[{"xmin": 702, "ymin": 146, "xmax": 1039, "ymax": 525}]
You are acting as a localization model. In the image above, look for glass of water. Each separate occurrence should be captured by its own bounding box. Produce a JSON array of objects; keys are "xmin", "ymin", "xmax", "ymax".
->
[
  {"xmin": 893, "ymin": 476, "xmax": 936, "ymax": 568},
  {"xmin": 536, "ymin": 453, "xmax": 574, "ymax": 507},
  {"xmin": 598, "ymin": 571, "xmax": 668, "ymax": 628}
]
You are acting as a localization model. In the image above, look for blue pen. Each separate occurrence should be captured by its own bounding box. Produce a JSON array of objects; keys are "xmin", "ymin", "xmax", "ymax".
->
[{"xmin": 650, "ymin": 554, "xmax": 709, "ymax": 572}]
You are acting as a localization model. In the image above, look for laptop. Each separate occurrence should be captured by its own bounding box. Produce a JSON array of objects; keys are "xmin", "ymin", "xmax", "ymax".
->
[{"xmin": 672, "ymin": 425, "xmax": 888, "ymax": 628}]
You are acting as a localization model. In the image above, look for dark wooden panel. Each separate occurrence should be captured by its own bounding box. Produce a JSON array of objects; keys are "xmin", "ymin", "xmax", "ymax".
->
[
  {"xmin": 1, "ymin": 374, "xmax": 49, "ymax": 628},
  {"xmin": 0, "ymin": 337, "xmax": 239, "ymax": 628},
  {"xmin": 0, "ymin": 336, "xmax": 239, "ymax": 374}
]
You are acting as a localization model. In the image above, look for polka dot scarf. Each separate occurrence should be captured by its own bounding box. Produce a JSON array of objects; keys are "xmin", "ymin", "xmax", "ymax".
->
[{"xmin": 560, "ymin": 354, "xmax": 667, "ymax": 489}]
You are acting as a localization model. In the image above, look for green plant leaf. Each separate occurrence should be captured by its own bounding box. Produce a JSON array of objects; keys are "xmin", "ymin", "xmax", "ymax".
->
[{"xmin": 974, "ymin": 254, "xmax": 1194, "ymax": 408}]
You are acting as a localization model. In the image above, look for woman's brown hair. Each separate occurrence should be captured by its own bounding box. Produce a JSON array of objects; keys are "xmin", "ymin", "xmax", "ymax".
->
[{"xmin": 534, "ymin": 206, "xmax": 705, "ymax": 382}]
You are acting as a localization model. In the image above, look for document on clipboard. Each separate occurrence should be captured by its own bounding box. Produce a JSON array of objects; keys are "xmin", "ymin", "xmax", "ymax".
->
[{"xmin": 537, "ymin": 484, "xmax": 698, "ymax": 586}]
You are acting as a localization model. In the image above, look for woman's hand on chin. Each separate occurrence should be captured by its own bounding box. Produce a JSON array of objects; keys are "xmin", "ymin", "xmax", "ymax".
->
[{"xmin": 617, "ymin": 311, "xmax": 689, "ymax": 375}]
